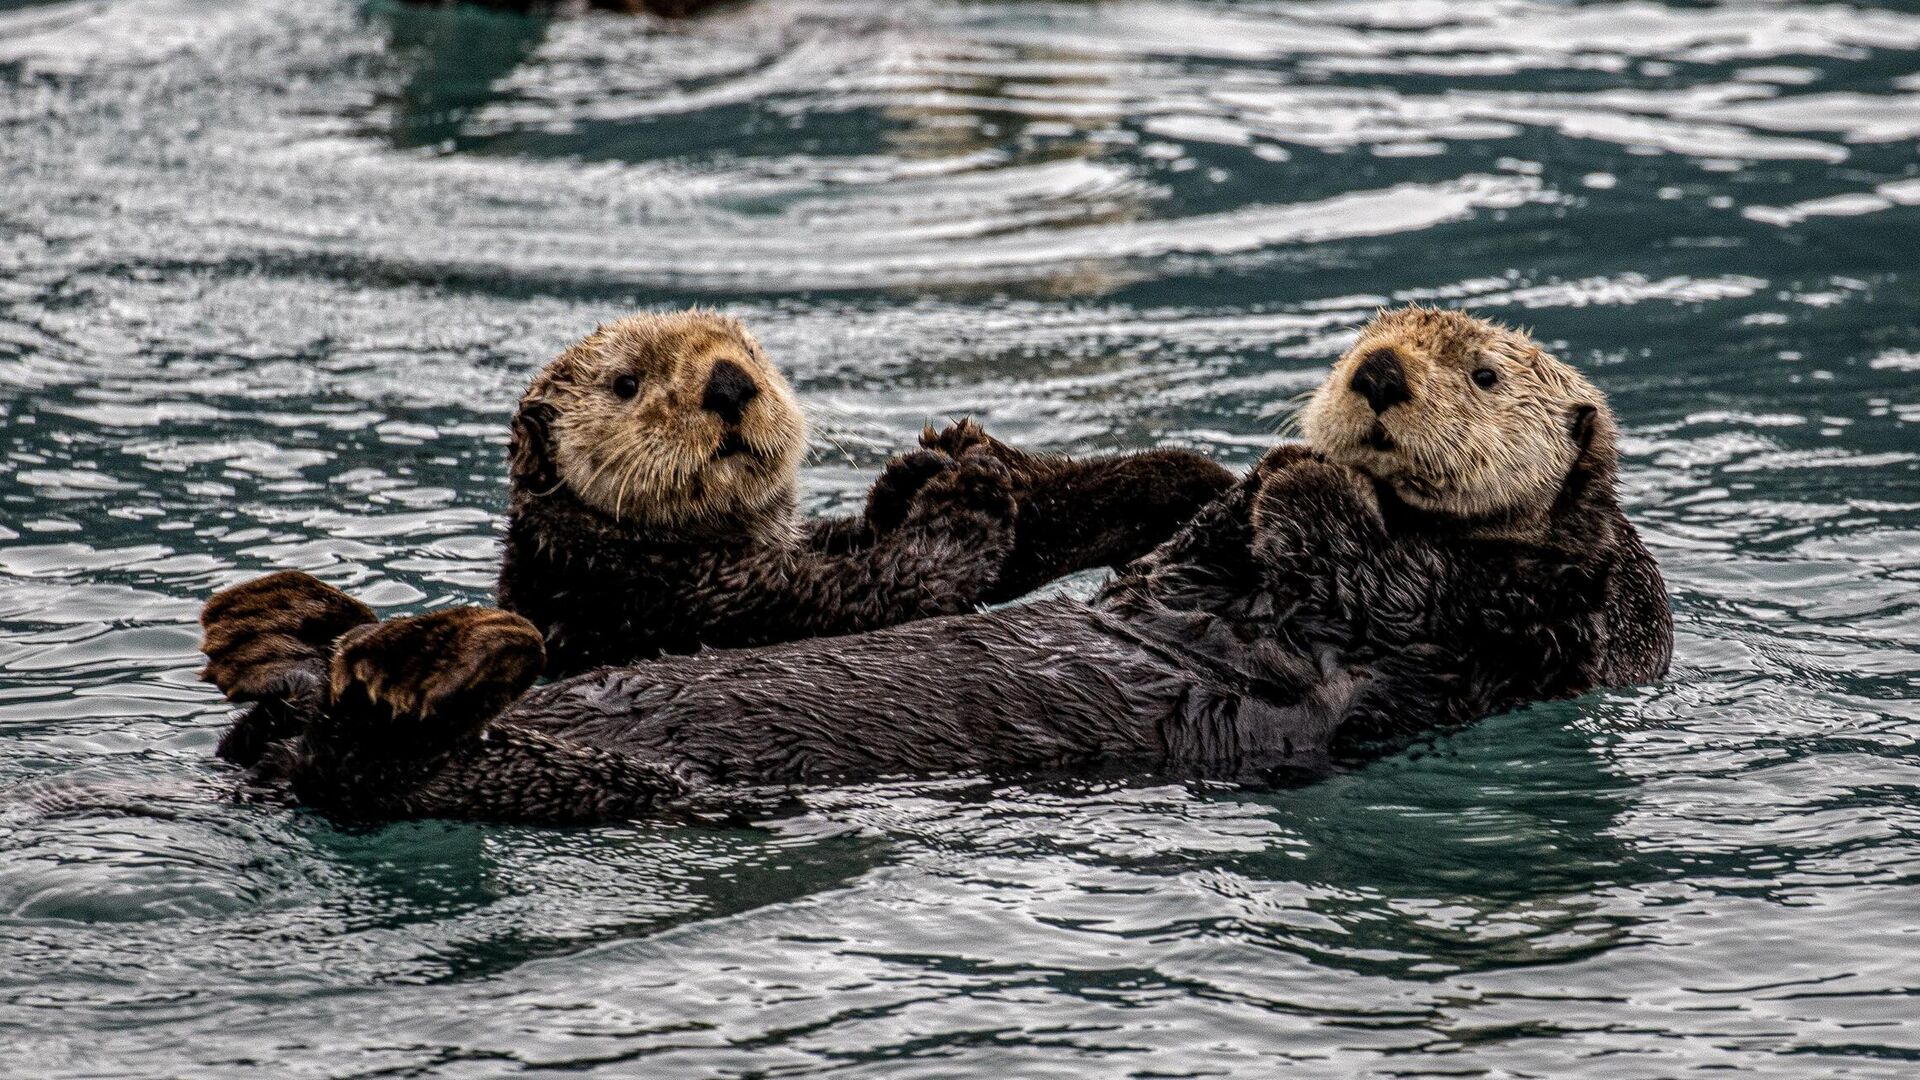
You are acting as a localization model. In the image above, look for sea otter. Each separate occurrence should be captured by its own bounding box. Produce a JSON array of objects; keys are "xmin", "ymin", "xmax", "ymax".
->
[
  {"xmin": 492, "ymin": 308, "xmax": 1014, "ymax": 678},
  {"xmin": 199, "ymin": 307, "xmax": 1672, "ymax": 824},
  {"xmin": 495, "ymin": 310, "xmax": 1234, "ymax": 676},
  {"xmin": 209, "ymin": 310, "xmax": 1232, "ymax": 767}
]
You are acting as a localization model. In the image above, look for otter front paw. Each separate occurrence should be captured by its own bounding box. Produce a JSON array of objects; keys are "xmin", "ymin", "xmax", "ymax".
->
[
  {"xmin": 200, "ymin": 571, "xmax": 376, "ymax": 702},
  {"xmin": 1252, "ymin": 459, "xmax": 1381, "ymax": 534},
  {"xmin": 328, "ymin": 608, "xmax": 545, "ymax": 734},
  {"xmin": 865, "ymin": 448, "xmax": 957, "ymax": 535},
  {"xmin": 1249, "ymin": 443, "xmax": 1322, "ymax": 484},
  {"xmin": 903, "ymin": 447, "xmax": 1018, "ymax": 531},
  {"xmin": 920, "ymin": 418, "xmax": 1054, "ymax": 484},
  {"xmin": 920, "ymin": 417, "xmax": 995, "ymax": 458}
]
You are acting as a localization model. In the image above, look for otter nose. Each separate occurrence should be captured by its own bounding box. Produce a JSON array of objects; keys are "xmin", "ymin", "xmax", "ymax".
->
[
  {"xmin": 1349, "ymin": 348, "xmax": 1411, "ymax": 414},
  {"xmin": 701, "ymin": 359, "xmax": 760, "ymax": 425}
]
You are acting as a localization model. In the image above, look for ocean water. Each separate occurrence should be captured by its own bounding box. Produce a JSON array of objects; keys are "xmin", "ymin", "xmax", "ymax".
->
[{"xmin": 2, "ymin": 0, "xmax": 1917, "ymax": 1075}]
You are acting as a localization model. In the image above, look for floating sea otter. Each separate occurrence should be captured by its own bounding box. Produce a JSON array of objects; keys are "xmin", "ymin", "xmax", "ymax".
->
[
  {"xmin": 494, "ymin": 310, "xmax": 1235, "ymax": 676},
  {"xmin": 210, "ymin": 311, "xmax": 1233, "ymax": 769},
  {"xmin": 200, "ymin": 307, "xmax": 1672, "ymax": 824}
]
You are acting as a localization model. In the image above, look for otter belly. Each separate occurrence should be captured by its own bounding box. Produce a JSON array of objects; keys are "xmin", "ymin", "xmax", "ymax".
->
[
  {"xmin": 498, "ymin": 599, "xmax": 1193, "ymax": 786},
  {"xmin": 497, "ymin": 598, "xmax": 1376, "ymax": 790}
]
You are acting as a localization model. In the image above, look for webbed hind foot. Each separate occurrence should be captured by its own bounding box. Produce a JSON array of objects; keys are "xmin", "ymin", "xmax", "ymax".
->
[
  {"xmin": 327, "ymin": 607, "xmax": 546, "ymax": 738},
  {"xmin": 307, "ymin": 608, "xmax": 694, "ymax": 825},
  {"xmin": 202, "ymin": 572, "xmax": 378, "ymax": 765},
  {"xmin": 200, "ymin": 571, "xmax": 376, "ymax": 703}
]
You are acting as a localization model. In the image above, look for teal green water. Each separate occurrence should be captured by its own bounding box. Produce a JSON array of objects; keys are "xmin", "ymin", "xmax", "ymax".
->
[{"xmin": 2, "ymin": 0, "xmax": 1918, "ymax": 1075}]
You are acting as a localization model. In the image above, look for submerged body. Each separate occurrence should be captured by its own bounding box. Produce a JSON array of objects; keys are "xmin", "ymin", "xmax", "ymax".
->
[{"xmin": 201, "ymin": 307, "xmax": 1673, "ymax": 824}]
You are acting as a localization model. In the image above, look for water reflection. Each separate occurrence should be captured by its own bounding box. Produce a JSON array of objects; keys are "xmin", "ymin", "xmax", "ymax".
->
[{"xmin": 378, "ymin": 2, "xmax": 553, "ymax": 151}]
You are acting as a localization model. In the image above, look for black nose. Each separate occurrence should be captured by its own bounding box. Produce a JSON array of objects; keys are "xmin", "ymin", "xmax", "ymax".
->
[
  {"xmin": 1349, "ymin": 347, "xmax": 1411, "ymax": 414},
  {"xmin": 701, "ymin": 359, "xmax": 760, "ymax": 425}
]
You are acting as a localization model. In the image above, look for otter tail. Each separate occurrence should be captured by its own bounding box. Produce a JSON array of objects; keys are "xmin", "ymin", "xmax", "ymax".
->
[{"xmin": 199, "ymin": 571, "xmax": 376, "ymax": 765}]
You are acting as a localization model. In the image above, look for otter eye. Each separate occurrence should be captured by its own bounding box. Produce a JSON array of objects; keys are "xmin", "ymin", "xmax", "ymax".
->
[
  {"xmin": 612, "ymin": 374, "xmax": 639, "ymax": 400},
  {"xmin": 1471, "ymin": 367, "xmax": 1498, "ymax": 389}
]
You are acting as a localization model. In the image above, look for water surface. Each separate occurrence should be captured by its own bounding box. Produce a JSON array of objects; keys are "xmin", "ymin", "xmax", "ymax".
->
[{"xmin": 2, "ymin": 0, "xmax": 1918, "ymax": 1075}]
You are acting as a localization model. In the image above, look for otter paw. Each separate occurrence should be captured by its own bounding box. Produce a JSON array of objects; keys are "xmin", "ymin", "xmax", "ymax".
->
[
  {"xmin": 328, "ymin": 608, "xmax": 545, "ymax": 731},
  {"xmin": 921, "ymin": 418, "xmax": 1051, "ymax": 484},
  {"xmin": 200, "ymin": 571, "xmax": 376, "ymax": 702},
  {"xmin": 1252, "ymin": 460, "xmax": 1381, "ymax": 533},
  {"xmin": 1249, "ymin": 444, "xmax": 1322, "ymax": 484},
  {"xmin": 865, "ymin": 449, "xmax": 956, "ymax": 534},
  {"xmin": 920, "ymin": 417, "xmax": 995, "ymax": 459},
  {"xmin": 905, "ymin": 447, "xmax": 1017, "ymax": 528}
]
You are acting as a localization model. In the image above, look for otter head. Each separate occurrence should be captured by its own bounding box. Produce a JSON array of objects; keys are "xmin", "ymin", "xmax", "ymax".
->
[
  {"xmin": 1300, "ymin": 306, "xmax": 1616, "ymax": 529},
  {"xmin": 508, "ymin": 310, "xmax": 807, "ymax": 533}
]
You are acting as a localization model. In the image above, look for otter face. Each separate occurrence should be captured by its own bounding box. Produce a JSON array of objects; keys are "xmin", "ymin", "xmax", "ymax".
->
[
  {"xmin": 510, "ymin": 311, "xmax": 807, "ymax": 529},
  {"xmin": 1300, "ymin": 306, "xmax": 1609, "ymax": 521}
]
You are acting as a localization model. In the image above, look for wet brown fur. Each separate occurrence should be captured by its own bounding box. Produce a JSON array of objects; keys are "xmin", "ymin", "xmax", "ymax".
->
[
  {"xmin": 330, "ymin": 609, "xmax": 546, "ymax": 723},
  {"xmin": 199, "ymin": 572, "xmax": 377, "ymax": 766}
]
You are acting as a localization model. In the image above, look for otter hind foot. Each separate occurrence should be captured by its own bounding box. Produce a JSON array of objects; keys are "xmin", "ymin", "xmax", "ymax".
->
[
  {"xmin": 328, "ymin": 608, "xmax": 546, "ymax": 737},
  {"xmin": 200, "ymin": 571, "xmax": 377, "ymax": 704},
  {"xmin": 319, "ymin": 610, "xmax": 696, "ymax": 826}
]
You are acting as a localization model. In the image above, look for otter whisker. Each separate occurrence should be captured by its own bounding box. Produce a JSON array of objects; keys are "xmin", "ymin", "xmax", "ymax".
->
[
  {"xmin": 808, "ymin": 427, "xmax": 859, "ymax": 468},
  {"xmin": 799, "ymin": 401, "xmax": 882, "ymax": 443},
  {"xmin": 1271, "ymin": 385, "xmax": 1322, "ymax": 437},
  {"xmin": 604, "ymin": 459, "xmax": 640, "ymax": 519},
  {"xmin": 573, "ymin": 450, "xmax": 627, "ymax": 511},
  {"xmin": 801, "ymin": 399, "xmax": 857, "ymax": 424},
  {"xmin": 612, "ymin": 453, "xmax": 635, "ymax": 522}
]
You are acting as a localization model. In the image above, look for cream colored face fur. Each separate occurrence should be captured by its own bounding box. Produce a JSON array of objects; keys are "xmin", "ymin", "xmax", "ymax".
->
[
  {"xmin": 526, "ymin": 311, "xmax": 807, "ymax": 527},
  {"xmin": 1301, "ymin": 306, "xmax": 1604, "ymax": 520}
]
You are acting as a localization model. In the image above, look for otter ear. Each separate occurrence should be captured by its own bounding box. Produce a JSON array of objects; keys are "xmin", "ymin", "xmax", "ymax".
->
[
  {"xmin": 1557, "ymin": 403, "xmax": 1614, "ymax": 507},
  {"xmin": 509, "ymin": 398, "xmax": 560, "ymax": 492},
  {"xmin": 1569, "ymin": 404, "xmax": 1598, "ymax": 456}
]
